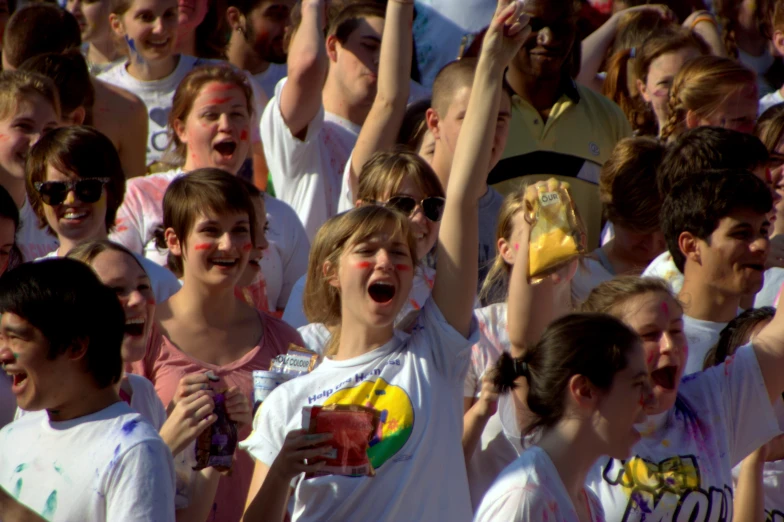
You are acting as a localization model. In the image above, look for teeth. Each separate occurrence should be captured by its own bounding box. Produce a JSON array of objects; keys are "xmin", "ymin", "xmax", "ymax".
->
[
  {"xmin": 64, "ymin": 211, "xmax": 87, "ymax": 220},
  {"xmin": 211, "ymin": 258, "xmax": 237, "ymax": 266},
  {"xmin": 125, "ymin": 317, "xmax": 144, "ymax": 325}
]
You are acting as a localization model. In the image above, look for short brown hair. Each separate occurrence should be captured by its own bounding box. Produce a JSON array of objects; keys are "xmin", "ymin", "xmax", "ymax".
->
[
  {"xmin": 356, "ymin": 148, "xmax": 445, "ymax": 203},
  {"xmin": 0, "ymin": 70, "xmax": 61, "ymax": 124},
  {"xmin": 580, "ymin": 275, "xmax": 679, "ymax": 319},
  {"xmin": 167, "ymin": 65, "xmax": 255, "ymax": 164},
  {"xmin": 431, "ymin": 58, "xmax": 477, "ymax": 118},
  {"xmin": 599, "ymin": 137, "xmax": 665, "ymax": 232},
  {"xmin": 67, "ymin": 239, "xmax": 146, "ymax": 273},
  {"xmin": 160, "ymin": 168, "xmax": 257, "ymax": 276},
  {"xmin": 3, "ymin": 5, "xmax": 81, "ymax": 69},
  {"xmin": 19, "ymin": 51, "xmax": 95, "ymax": 124},
  {"xmin": 27, "ymin": 126, "xmax": 125, "ymax": 235},
  {"xmin": 755, "ymin": 104, "xmax": 784, "ymax": 152}
]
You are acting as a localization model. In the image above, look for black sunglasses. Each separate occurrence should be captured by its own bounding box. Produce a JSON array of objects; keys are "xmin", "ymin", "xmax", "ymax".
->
[
  {"xmin": 379, "ymin": 195, "xmax": 446, "ymax": 223},
  {"xmin": 34, "ymin": 178, "xmax": 111, "ymax": 206}
]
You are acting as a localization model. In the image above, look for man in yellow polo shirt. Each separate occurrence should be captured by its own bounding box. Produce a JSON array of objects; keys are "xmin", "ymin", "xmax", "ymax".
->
[{"xmin": 489, "ymin": 0, "xmax": 631, "ymax": 249}]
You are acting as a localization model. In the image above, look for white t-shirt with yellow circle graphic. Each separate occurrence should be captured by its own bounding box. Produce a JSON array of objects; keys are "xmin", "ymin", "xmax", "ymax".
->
[{"xmin": 242, "ymin": 299, "xmax": 477, "ymax": 522}]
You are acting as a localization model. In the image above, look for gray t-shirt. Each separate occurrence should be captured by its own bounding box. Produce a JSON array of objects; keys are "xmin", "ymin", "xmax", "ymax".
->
[{"xmin": 478, "ymin": 186, "xmax": 504, "ymax": 295}]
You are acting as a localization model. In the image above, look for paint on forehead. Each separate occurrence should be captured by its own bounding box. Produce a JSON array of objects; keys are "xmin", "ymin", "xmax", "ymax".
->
[
  {"xmin": 193, "ymin": 243, "xmax": 212, "ymax": 251},
  {"xmin": 660, "ymin": 301, "xmax": 669, "ymax": 319},
  {"xmin": 203, "ymin": 83, "xmax": 237, "ymax": 94},
  {"xmin": 207, "ymin": 97, "xmax": 232, "ymax": 105}
]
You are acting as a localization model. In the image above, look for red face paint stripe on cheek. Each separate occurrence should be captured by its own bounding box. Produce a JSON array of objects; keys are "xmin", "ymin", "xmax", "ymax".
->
[
  {"xmin": 240, "ymin": 130, "xmax": 248, "ymax": 141},
  {"xmin": 193, "ymin": 243, "xmax": 211, "ymax": 251},
  {"xmin": 242, "ymin": 243, "xmax": 252, "ymax": 251},
  {"xmin": 395, "ymin": 264, "xmax": 411, "ymax": 271},
  {"xmin": 355, "ymin": 262, "xmax": 371, "ymax": 269}
]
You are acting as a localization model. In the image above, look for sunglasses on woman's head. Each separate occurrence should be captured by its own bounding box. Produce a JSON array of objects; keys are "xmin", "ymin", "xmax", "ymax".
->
[
  {"xmin": 34, "ymin": 178, "xmax": 111, "ymax": 206},
  {"xmin": 379, "ymin": 195, "xmax": 446, "ymax": 222}
]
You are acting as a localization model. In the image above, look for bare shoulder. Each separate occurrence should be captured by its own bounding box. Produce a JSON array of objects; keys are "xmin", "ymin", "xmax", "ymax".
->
[{"xmin": 93, "ymin": 78, "xmax": 147, "ymax": 118}]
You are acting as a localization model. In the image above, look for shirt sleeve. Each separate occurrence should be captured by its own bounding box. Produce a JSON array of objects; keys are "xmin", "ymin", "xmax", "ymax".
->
[
  {"xmin": 260, "ymin": 78, "xmax": 325, "ymax": 200},
  {"xmin": 282, "ymin": 276, "xmax": 309, "ymax": 329},
  {"xmin": 410, "ymin": 299, "xmax": 478, "ymax": 383},
  {"xmin": 110, "ymin": 180, "xmax": 146, "ymax": 255},
  {"xmin": 474, "ymin": 486, "xmax": 556, "ymax": 522},
  {"xmin": 273, "ymin": 200, "xmax": 311, "ymax": 310},
  {"xmin": 337, "ymin": 151, "xmax": 355, "ymax": 214},
  {"xmin": 240, "ymin": 385, "xmax": 292, "ymax": 468},
  {"xmin": 105, "ymin": 440, "xmax": 176, "ymax": 522}
]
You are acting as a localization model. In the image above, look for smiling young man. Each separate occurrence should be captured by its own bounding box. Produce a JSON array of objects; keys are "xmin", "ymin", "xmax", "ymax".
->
[
  {"xmin": 661, "ymin": 169, "xmax": 773, "ymax": 376},
  {"xmin": 0, "ymin": 259, "xmax": 176, "ymax": 521},
  {"xmin": 487, "ymin": 0, "xmax": 631, "ymax": 249},
  {"xmin": 226, "ymin": 0, "xmax": 294, "ymax": 97}
]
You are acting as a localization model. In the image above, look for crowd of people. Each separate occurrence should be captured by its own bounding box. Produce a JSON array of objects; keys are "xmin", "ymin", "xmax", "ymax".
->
[{"xmin": 1, "ymin": 0, "xmax": 784, "ymax": 520}]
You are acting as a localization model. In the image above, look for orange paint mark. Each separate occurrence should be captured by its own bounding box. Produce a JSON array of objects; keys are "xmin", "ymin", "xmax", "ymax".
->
[
  {"xmin": 116, "ymin": 225, "xmax": 128, "ymax": 233},
  {"xmin": 0, "ymin": 134, "xmax": 8, "ymax": 141},
  {"xmin": 242, "ymin": 242, "xmax": 252, "ymax": 251},
  {"xmin": 395, "ymin": 264, "xmax": 411, "ymax": 272},
  {"xmin": 203, "ymin": 83, "xmax": 235, "ymax": 94},
  {"xmin": 207, "ymin": 97, "xmax": 232, "ymax": 105},
  {"xmin": 355, "ymin": 262, "xmax": 371, "ymax": 269},
  {"xmin": 240, "ymin": 129, "xmax": 248, "ymax": 141},
  {"xmin": 147, "ymin": 297, "xmax": 156, "ymax": 305},
  {"xmin": 194, "ymin": 243, "xmax": 211, "ymax": 251}
]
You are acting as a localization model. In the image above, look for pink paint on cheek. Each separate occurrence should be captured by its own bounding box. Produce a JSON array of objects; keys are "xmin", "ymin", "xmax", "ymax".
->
[
  {"xmin": 355, "ymin": 262, "xmax": 371, "ymax": 269},
  {"xmin": 242, "ymin": 242, "xmax": 252, "ymax": 252},
  {"xmin": 193, "ymin": 243, "xmax": 211, "ymax": 251},
  {"xmin": 646, "ymin": 350, "xmax": 655, "ymax": 366},
  {"xmin": 395, "ymin": 264, "xmax": 411, "ymax": 272},
  {"xmin": 147, "ymin": 297, "xmax": 156, "ymax": 305},
  {"xmin": 240, "ymin": 129, "xmax": 248, "ymax": 141},
  {"xmin": 514, "ymin": 243, "xmax": 520, "ymax": 251},
  {"xmin": 0, "ymin": 134, "xmax": 8, "ymax": 142}
]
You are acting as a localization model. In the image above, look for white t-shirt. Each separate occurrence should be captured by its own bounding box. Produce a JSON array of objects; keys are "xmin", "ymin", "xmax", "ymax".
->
[
  {"xmin": 242, "ymin": 300, "xmax": 478, "ymax": 522},
  {"xmin": 759, "ymin": 89, "xmax": 784, "ymax": 116},
  {"xmin": 253, "ymin": 64, "xmax": 288, "ymax": 99},
  {"xmin": 570, "ymin": 257, "xmax": 615, "ymax": 307},
  {"xmin": 683, "ymin": 315, "xmax": 728, "ymax": 376},
  {"xmin": 586, "ymin": 345, "xmax": 781, "ymax": 522},
  {"xmin": 17, "ymin": 199, "xmax": 58, "ymax": 262},
  {"xmin": 262, "ymin": 194, "xmax": 310, "ymax": 310},
  {"xmin": 284, "ymin": 265, "xmax": 437, "ymax": 331},
  {"xmin": 36, "ymin": 249, "xmax": 180, "ymax": 305},
  {"xmin": 262, "ymin": 78, "xmax": 360, "ymax": 241},
  {"xmin": 642, "ymin": 251, "xmax": 683, "ymax": 294},
  {"xmin": 754, "ymin": 267, "xmax": 784, "ymax": 308},
  {"xmin": 0, "ymin": 402, "xmax": 176, "ymax": 522},
  {"xmin": 475, "ymin": 445, "xmax": 605, "ymax": 522},
  {"xmin": 97, "ymin": 56, "xmax": 211, "ymax": 166}
]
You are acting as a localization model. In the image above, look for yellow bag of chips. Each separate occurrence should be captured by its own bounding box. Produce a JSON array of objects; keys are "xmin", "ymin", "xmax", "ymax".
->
[{"xmin": 525, "ymin": 179, "xmax": 587, "ymax": 283}]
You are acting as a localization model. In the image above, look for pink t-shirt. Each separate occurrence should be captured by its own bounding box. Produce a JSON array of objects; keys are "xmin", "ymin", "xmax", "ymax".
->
[{"xmin": 130, "ymin": 312, "xmax": 303, "ymax": 522}]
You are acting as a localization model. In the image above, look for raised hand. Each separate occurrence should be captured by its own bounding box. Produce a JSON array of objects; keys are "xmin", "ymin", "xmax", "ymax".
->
[{"xmin": 481, "ymin": 0, "xmax": 531, "ymax": 67}]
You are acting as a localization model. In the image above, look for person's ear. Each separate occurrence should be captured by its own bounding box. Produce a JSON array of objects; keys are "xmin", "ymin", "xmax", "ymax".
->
[
  {"xmin": 226, "ymin": 6, "xmax": 243, "ymax": 31},
  {"xmin": 678, "ymin": 231, "xmax": 701, "ymax": 266},
  {"xmin": 685, "ymin": 109, "xmax": 701, "ymax": 130},
  {"xmin": 425, "ymin": 108, "xmax": 441, "ymax": 139},
  {"xmin": 323, "ymin": 261, "xmax": 340, "ymax": 288},
  {"xmin": 109, "ymin": 13, "xmax": 126, "ymax": 38},
  {"xmin": 165, "ymin": 228, "xmax": 183, "ymax": 257},
  {"xmin": 774, "ymin": 30, "xmax": 784, "ymax": 57},
  {"xmin": 568, "ymin": 374, "xmax": 599, "ymax": 410},
  {"xmin": 173, "ymin": 118, "xmax": 188, "ymax": 145},
  {"xmin": 65, "ymin": 106, "xmax": 87, "ymax": 126},
  {"xmin": 355, "ymin": 199, "xmax": 365, "ymax": 208},
  {"xmin": 636, "ymin": 78, "xmax": 650, "ymax": 103},
  {"xmin": 66, "ymin": 338, "xmax": 89, "ymax": 362},
  {"xmin": 326, "ymin": 34, "xmax": 339, "ymax": 62},
  {"xmin": 498, "ymin": 237, "xmax": 515, "ymax": 265}
]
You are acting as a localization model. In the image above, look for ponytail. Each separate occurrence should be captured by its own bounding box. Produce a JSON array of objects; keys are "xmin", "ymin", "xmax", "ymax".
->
[
  {"xmin": 493, "ymin": 351, "xmax": 530, "ymax": 394},
  {"xmin": 603, "ymin": 49, "xmax": 656, "ymax": 134}
]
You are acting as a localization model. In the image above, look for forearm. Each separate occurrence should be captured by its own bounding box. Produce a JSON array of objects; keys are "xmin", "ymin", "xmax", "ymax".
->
[
  {"xmin": 243, "ymin": 470, "xmax": 292, "ymax": 522},
  {"xmin": 462, "ymin": 400, "xmax": 493, "ymax": 462},
  {"xmin": 506, "ymin": 253, "xmax": 558, "ymax": 357},
  {"xmin": 280, "ymin": 1, "xmax": 328, "ymax": 135},
  {"xmin": 578, "ymin": 13, "xmax": 622, "ymax": 87},
  {"xmin": 0, "ymin": 487, "xmax": 46, "ymax": 522},
  {"xmin": 687, "ymin": 13, "xmax": 726, "ymax": 57},
  {"xmin": 175, "ymin": 468, "xmax": 221, "ymax": 522},
  {"xmin": 733, "ymin": 452, "xmax": 766, "ymax": 522},
  {"xmin": 349, "ymin": 0, "xmax": 413, "ymax": 193}
]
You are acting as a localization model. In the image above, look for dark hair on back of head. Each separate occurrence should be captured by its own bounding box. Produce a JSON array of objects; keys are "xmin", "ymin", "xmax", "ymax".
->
[
  {"xmin": 397, "ymin": 98, "xmax": 431, "ymax": 152},
  {"xmin": 18, "ymin": 50, "xmax": 95, "ymax": 125},
  {"xmin": 3, "ymin": 5, "xmax": 81, "ymax": 68},
  {"xmin": 657, "ymin": 127, "xmax": 769, "ymax": 196},
  {"xmin": 755, "ymin": 103, "xmax": 784, "ymax": 152},
  {"xmin": 493, "ymin": 313, "xmax": 640, "ymax": 437},
  {"xmin": 703, "ymin": 307, "xmax": 775, "ymax": 370},
  {"xmin": 661, "ymin": 168, "xmax": 773, "ymax": 273},
  {"xmin": 0, "ymin": 258, "xmax": 125, "ymax": 388},
  {"xmin": 0, "ymin": 184, "xmax": 22, "ymax": 271},
  {"xmin": 328, "ymin": 2, "xmax": 385, "ymax": 41}
]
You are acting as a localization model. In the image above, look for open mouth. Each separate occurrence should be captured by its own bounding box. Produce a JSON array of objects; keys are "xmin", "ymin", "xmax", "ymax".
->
[
  {"xmin": 146, "ymin": 38, "xmax": 170, "ymax": 50},
  {"xmin": 743, "ymin": 264, "xmax": 765, "ymax": 272},
  {"xmin": 7, "ymin": 370, "xmax": 27, "ymax": 393},
  {"xmin": 214, "ymin": 141, "xmax": 237, "ymax": 157},
  {"xmin": 210, "ymin": 257, "xmax": 238, "ymax": 268},
  {"xmin": 650, "ymin": 365, "xmax": 678, "ymax": 390},
  {"xmin": 248, "ymin": 256, "xmax": 262, "ymax": 267},
  {"xmin": 368, "ymin": 282, "xmax": 395, "ymax": 304},
  {"xmin": 63, "ymin": 210, "xmax": 88, "ymax": 220},
  {"xmin": 124, "ymin": 317, "xmax": 145, "ymax": 337}
]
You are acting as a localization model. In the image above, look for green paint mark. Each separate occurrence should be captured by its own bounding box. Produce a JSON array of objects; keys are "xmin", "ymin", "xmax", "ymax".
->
[
  {"xmin": 12, "ymin": 478, "xmax": 21, "ymax": 498},
  {"xmin": 14, "ymin": 463, "xmax": 26, "ymax": 473},
  {"xmin": 42, "ymin": 490, "xmax": 57, "ymax": 518},
  {"xmin": 53, "ymin": 464, "xmax": 63, "ymax": 475}
]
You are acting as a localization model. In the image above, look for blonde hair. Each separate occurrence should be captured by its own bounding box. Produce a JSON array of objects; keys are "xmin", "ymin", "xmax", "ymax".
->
[
  {"xmin": 303, "ymin": 205, "xmax": 418, "ymax": 355},
  {"xmin": 660, "ymin": 56, "xmax": 757, "ymax": 141},
  {"xmin": 478, "ymin": 185, "xmax": 527, "ymax": 304},
  {"xmin": 579, "ymin": 275, "xmax": 680, "ymax": 318},
  {"xmin": 0, "ymin": 70, "xmax": 60, "ymax": 123},
  {"xmin": 356, "ymin": 148, "xmax": 445, "ymax": 204},
  {"xmin": 67, "ymin": 239, "xmax": 145, "ymax": 273},
  {"xmin": 166, "ymin": 65, "xmax": 255, "ymax": 165}
]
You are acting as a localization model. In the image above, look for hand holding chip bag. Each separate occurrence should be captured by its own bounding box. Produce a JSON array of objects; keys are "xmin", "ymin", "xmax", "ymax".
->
[{"xmin": 524, "ymin": 178, "xmax": 586, "ymax": 283}]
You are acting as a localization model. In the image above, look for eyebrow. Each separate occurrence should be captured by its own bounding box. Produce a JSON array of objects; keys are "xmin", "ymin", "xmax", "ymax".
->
[{"xmin": 3, "ymin": 323, "xmax": 33, "ymax": 337}]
